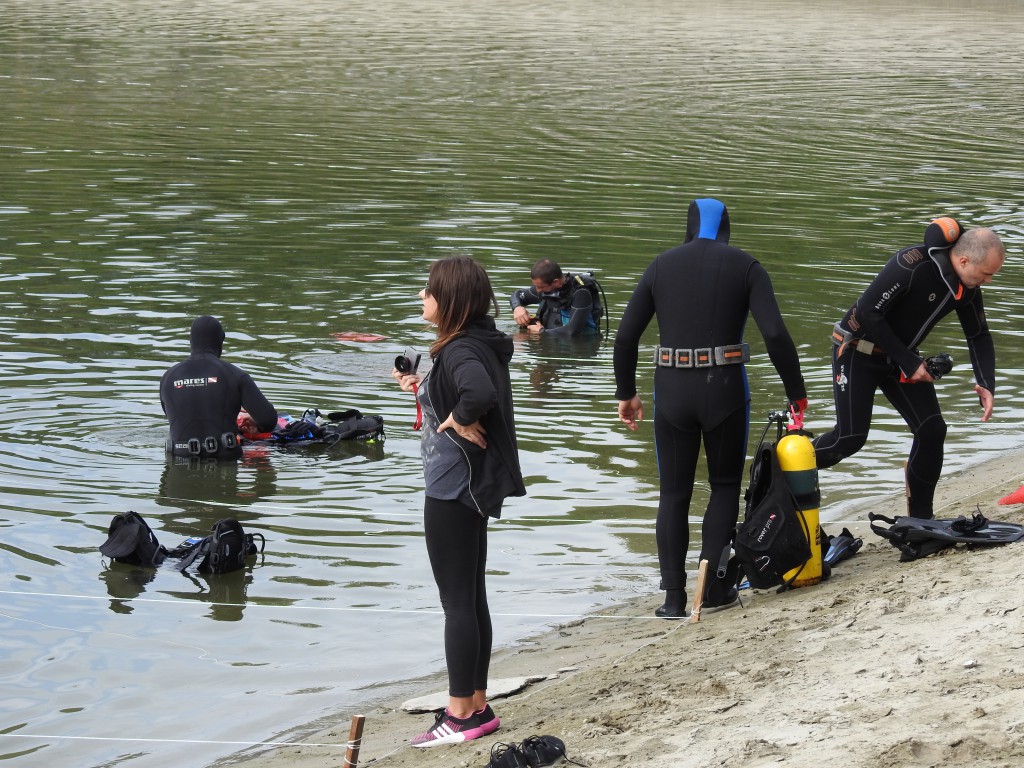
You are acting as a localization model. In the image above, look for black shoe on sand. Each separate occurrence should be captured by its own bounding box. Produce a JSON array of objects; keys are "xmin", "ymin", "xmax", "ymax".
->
[
  {"xmin": 519, "ymin": 735, "xmax": 568, "ymax": 767},
  {"xmin": 702, "ymin": 585, "xmax": 739, "ymax": 613}
]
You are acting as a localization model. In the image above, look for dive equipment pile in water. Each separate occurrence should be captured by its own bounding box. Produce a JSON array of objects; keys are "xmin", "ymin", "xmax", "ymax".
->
[
  {"xmin": 869, "ymin": 507, "xmax": 1024, "ymax": 562},
  {"xmin": 100, "ymin": 511, "xmax": 265, "ymax": 574},
  {"xmin": 261, "ymin": 408, "xmax": 385, "ymax": 446}
]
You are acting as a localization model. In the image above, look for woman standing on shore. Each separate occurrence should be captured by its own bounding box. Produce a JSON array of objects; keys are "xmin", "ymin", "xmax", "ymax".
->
[{"xmin": 392, "ymin": 255, "xmax": 526, "ymax": 748}]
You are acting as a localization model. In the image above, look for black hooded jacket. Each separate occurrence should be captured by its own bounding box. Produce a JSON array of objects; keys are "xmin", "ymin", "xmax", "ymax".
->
[
  {"xmin": 420, "ymin": 316, "xmax": 526, "ymax": 515},
  {"xmin": 159, "ymin": 316, "xmax": 277, "ymax": 459}
]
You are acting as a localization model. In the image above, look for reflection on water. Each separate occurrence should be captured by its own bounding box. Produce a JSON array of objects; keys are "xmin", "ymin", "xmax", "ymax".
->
[
  {"xmin": 156, "ymin": 455, "xmax": 280, "ymax": 528},
  {"xmin": 1, "ymin": 0, "xmax": 1023, "ymax": 765}
]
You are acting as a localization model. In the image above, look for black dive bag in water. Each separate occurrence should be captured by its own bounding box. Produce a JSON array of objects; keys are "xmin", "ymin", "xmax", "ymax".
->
[
  {"xmin": 732, "ymin": 416, "xmax": 812, "ymax": 590},
  {"xmin": 169, "ymin": 518, "xmax": 266, "ymax": 574},
  {"xmin": 100, "ymin": 512, "xmax": 264, "ymax": 574},
  {"xmin": 99, "ymin": 510, "xmax": 168, "ymax": 567}
]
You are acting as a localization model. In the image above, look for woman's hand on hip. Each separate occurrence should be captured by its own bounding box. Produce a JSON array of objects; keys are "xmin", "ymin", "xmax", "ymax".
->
[{"xmin": 438, "ymin": 413, "xmax": 488, "ymax": 448}]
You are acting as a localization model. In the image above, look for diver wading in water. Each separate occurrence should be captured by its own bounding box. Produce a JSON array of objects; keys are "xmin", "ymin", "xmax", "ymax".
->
[{"xmin": 160, "ymin": 315, "xmax": 277, "ymax": 460}]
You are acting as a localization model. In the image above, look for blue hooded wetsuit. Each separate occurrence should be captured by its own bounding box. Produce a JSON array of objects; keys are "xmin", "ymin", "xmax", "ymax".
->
[{"xmin": 613, "ymin": 199, "xmax": 806, "ymax": 602}]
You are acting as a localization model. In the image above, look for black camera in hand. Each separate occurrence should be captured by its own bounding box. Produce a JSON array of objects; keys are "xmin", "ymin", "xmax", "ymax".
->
[
  {"xmin": 925, "ymin": 352, "xmax": 953, "ymax": 380},
  {"xmin": 395, "ymin": 348, "xmax": 421, "ymax": 375}
]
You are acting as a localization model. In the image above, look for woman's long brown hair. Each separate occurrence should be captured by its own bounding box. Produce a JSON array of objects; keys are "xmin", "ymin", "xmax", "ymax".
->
[{"xmin": 427, "ymin": 255, "xmax": 500, "ymax": 357}]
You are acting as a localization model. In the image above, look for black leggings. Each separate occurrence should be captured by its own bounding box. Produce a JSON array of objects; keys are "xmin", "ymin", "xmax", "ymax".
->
[
  {"xmin": 813, "ymin": 346, "xmax": 946, "ymax": 518},
  {"xmin": 423, "ymin": 496, "xmax": 492, "ymax": 698},
  {"xmin": 653, "ymin": 402, "xmax": 749, "ymax": 593}
]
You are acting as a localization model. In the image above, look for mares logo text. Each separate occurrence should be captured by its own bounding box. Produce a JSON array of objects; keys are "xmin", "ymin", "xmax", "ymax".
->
[{"xmin": 173, "ymin": 376, "xmax": 219, "ymax": 388}]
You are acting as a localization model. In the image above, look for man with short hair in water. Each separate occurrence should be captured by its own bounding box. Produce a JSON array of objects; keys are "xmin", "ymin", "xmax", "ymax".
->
[
  {"xmin": 813, "ymin": 220, "xmax": 1005, "ymax": 519},
  {"xmin": 510, "ymin": 258, "xmax": 603, "ymax": 336},
  {"xmin": 160, "ymin": 315, "xmax": 277, "ymax": 460}
]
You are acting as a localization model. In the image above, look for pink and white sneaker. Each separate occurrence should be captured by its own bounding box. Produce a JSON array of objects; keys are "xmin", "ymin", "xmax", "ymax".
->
[{"xmin": 410, "ymin": 706, "xmax": 500, "ymax": 748}]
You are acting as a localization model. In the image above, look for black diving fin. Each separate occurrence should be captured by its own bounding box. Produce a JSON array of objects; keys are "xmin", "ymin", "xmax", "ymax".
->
[
  {"xmin": 869, "ymin": 507, "xmax": 1024, "ymax": 562},
  {"xmin": 823, "ymin": 528, "xmax": 863, "ymax": 566}
]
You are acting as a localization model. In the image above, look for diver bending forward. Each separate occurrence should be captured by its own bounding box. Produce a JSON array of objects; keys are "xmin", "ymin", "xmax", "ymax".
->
[
  {"xmin": 614, "ymin": 199, "xmax": 806, "ymax": 618},
  {"xmin": 812, "ymin": 221, "xmax": 1004, "ymax": 519}
]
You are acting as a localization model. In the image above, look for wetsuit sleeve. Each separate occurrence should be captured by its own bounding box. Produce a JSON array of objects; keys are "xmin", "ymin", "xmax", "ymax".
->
[
  {"xmin": 613, "ymin": 262, "xmax": 657, "ymax": 400},
  {"xmin": 509, "ymin": 286, "xmax": 541, "ymax": 310},
  {"xmin": 956, "ymin": 292, "xmax": 996, "ymax": 393},
  {"xmin": 852, "ymin": 255, "xmax": 923, "ymax": 377},
  {"xmin": 447, "ymin": 348, "xmax": 499, "ymax": 425},
  {"xmin": 240, "ymin": 374, "xmax": 277, "ymax": 431},
  {"xmin": 746, "ymin": 262, "xmax": 806, "ymax": 401},
  {"xmin": 542, "ymin": 287, "xmax": 594, "ymax": 337},
  {"xmin": 159, "ymin": 371, "xmax": 170, "ymax": 415}
]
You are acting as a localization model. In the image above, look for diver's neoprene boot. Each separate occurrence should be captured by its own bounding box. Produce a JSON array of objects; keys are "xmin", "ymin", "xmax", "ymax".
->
[{"xmin": 655, "ymin": 589, "xmax": 688, "ymax": 619}]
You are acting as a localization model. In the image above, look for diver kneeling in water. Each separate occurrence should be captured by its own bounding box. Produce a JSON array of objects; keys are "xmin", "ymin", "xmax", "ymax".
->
[{"xmin": 510, "ymin": 258, "xmax": 605, "ymax": 336}]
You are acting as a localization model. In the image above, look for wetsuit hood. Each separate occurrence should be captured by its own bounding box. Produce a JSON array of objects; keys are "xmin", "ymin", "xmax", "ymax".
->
[
  {"xmin": 463, "ymin": 316, "xmax": 514, "ymax": 364},
  {"xmin": 922, "ymin": 217, "xmax": 967, "ymax": 301},
  {"xmin": 190, "ymin": 315, "xmax": 225, "ymax": 357},
  {"xmin": 925, "ymin": 245, "xmax": 965, "ymax": 301},
  {"xmin": 684, "ymin": 198, "xmax": 731, "ymax": 244}
]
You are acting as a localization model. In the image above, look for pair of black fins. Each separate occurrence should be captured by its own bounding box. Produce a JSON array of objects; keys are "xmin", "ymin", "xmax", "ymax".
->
[{"xmin": 870, "ymin": 508, "xmax": 1024, "ymax": 562}]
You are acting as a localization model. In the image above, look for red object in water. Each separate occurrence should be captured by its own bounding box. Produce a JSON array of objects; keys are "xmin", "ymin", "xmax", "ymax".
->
[
  {"xmin": 997, "ymin": 484, "xmax": 1024, "ymax": 506},
  {"xmin": 333, "ymin": 331, "xmax": 387, "ymax": 342}
]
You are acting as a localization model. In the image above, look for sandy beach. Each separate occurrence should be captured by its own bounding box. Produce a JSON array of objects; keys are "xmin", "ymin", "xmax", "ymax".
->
[{"xmin": 238, "ymin": 449, "xmax": 1024, "ymax": 768}]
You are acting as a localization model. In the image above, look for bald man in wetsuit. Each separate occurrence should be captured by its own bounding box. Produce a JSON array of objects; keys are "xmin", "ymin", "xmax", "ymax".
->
[
  {"xmin": 160, "ymin": 315, "xmax": 277, "ymax": 460},
  {"xmin": 614, "ymin": 198, "xmax": 807, "ymax": 619},
  {"xmin": 813, "ymin": 220, "xmax": 1005, "ymax": 519}
]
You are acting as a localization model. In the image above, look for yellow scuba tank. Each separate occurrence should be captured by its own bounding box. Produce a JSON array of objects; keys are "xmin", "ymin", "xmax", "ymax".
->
[{"xmin": 777, "ymin": 429, "xmax": 822, "ymax": 587}]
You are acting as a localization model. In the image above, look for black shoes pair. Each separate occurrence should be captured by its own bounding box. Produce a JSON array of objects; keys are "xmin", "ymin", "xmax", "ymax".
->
[{"xmin": 485, "ymin": 734, "xmax": 577, "ymax": 768}]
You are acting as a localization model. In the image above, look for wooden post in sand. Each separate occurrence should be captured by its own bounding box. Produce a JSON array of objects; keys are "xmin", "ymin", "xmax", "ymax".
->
[
  {"xmin": 690, "ymin": 559, "xmax": 709, "ymax": 623},
  {"xmin": 344, "ymin": 714, "xmax": 365, "ymax": 768},
  {"xmin": 904, "ymin": 461, "xmax": 910, "ymax": 515}
]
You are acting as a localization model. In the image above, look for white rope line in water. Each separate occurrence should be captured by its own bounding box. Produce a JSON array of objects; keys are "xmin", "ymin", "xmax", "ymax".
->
[
  {"xmin": 14, "ymin": 466, "xmax": 1023, "ymax": 529},
  {"xmin": 0, "ymin": 588, "xmax": 671, "ymax": 622},
  {"xmin": 9, "ymin": 481, "xmax": 658, "ymax": 526},
  {"xmin": 0, "ymin": 728, "xmax": 412, "ymax": 766}
]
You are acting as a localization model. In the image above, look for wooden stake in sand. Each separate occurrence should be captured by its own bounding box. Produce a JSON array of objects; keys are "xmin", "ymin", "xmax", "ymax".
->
[
  {"xmin": 344, "ymin": 714, "xmax": 365, "ymax": 768},
  {"xmin": 690, "ymin": 559, "xmax": 709, "ymax": 623},
  {"xmin": 904, "ymin": 460, "xmax": 911, "ymax": 514}
]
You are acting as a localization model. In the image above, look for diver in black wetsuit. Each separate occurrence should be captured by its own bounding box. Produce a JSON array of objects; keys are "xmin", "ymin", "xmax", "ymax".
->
[
  {"xmin": 813, "ymin": 221, "xmax": 1005, "ymax": 519},
  {"xmin": 613, "ymin": 198, "xmax": 807, "ymax": 619},
  {"xmin": 159, "ymin": 315, "xmax": 278, "ymax": 460},
  {"xmin": 510, "ymin": 259, "xmax": 603, "ymax": 336}
]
